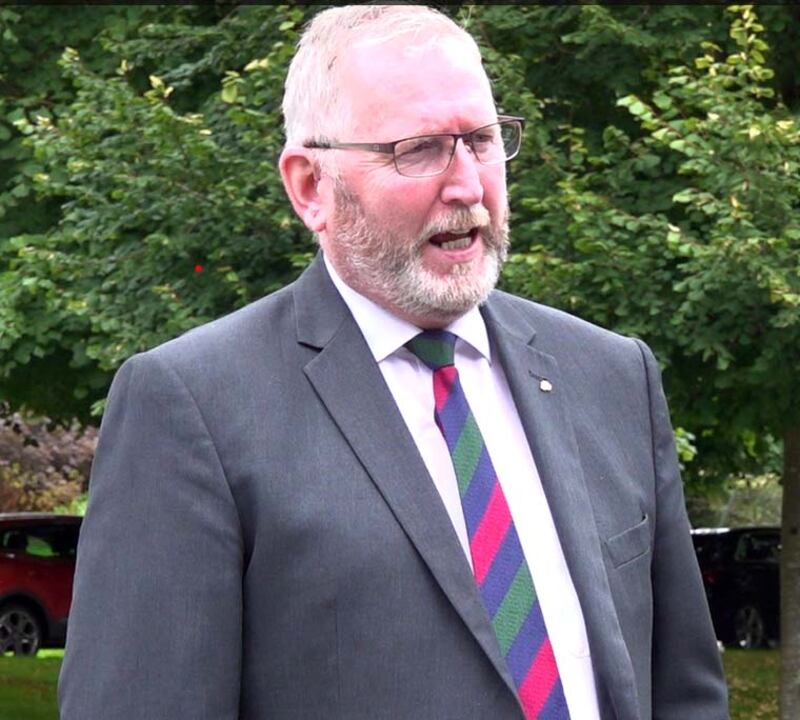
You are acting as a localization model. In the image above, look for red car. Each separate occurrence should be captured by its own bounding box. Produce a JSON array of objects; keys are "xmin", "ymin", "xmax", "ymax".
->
[{"xmin": 0, "ymin": 513, "xmax": 82, "ymax": 656}]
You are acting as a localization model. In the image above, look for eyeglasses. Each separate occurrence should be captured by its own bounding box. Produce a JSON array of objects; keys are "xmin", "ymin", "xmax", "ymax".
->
[{"xmin": 304, "ymin": 116, "xmax": 524, "ymax": 178}]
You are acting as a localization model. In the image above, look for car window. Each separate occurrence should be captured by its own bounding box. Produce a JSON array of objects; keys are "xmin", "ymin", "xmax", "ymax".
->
[
  {"xmin": 49, "ymin": 524, "xmax": 80, "ymax": 558},
  {"xmin": 693, "ymin": 535, "xmax": 725, "ymax": 564},
  {"xmin": 25, "ymin": 533, "xmax": 57, "ymax": 558},
  {"xmin": 0, "ymin": 524, "xmax": 79, "ymax": 559},
  {"xmin": 1, "ymin": 529, "xmax": 28, "ymax": 553},
  {"xmin": 734, "ymin": 532, "xmax": 780, "ymax": 562}
]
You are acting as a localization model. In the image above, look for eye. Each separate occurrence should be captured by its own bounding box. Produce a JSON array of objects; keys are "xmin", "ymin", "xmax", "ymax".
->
[
  {"xmin": 471, "ymin": 130, "xmax": 499, "ymax": 146},
  {"xmin": 396, "ymin": 136, "xmax": 447, "ymax": 159}
]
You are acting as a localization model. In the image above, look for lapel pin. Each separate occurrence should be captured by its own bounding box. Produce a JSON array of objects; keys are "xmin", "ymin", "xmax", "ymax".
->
[{"xmin": 539, "ymin": 379, "xmax": 553, "ymax": 393}]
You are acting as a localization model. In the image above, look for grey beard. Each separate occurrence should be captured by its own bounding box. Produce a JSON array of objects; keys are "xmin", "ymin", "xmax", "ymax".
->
[{"xmin": 331, "ymin": 182, "xmax": 509, "ymax": 323}]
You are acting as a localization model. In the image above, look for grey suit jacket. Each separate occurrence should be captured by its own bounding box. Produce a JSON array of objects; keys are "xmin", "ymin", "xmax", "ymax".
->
[{"xmin": 59, "ymin": 255, "xmax": 728, "ymax": 719}]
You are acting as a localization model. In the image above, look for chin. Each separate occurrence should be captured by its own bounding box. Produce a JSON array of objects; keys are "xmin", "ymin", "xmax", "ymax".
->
[{"xmin": 392, "ymin": 255, "xmax": 500, "ymax": 324}]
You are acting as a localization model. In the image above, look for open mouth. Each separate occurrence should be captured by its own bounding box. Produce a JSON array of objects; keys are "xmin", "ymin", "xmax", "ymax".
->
[{"xmin": 428, "ymin": 228, "xmax": 478, "ymax": 250}]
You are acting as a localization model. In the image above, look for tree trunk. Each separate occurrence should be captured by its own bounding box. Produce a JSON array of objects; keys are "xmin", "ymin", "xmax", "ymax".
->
[{"xmin": 780, "ymin": 426, "xmax": 800, "ymax": 720}]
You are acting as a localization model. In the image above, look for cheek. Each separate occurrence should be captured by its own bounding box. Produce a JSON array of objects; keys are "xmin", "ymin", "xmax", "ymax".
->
[
  {"xmin": 366, "ymin": 184, "xmax": 439, "ymax": 229},
  {"xmin": 481, "ymin": 170, "xmax": 508, "ymax": 216}
]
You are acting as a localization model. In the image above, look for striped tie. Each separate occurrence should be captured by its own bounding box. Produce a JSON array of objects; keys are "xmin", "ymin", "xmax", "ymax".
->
[{"xmin": 406, "ymin": 330, "xmax": 570, "ymax": 720}]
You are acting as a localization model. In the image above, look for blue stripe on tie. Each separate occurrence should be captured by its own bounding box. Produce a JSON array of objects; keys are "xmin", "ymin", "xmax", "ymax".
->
[
  {"xmin": 505, "ymin": 595, "xmax": 549, "ymax": 685},
  {"xmin": 458, "ymin": 446, "xmax": 498, "ymax": 537},
  {"xmin": 540, "ymin": 677, "xmax": 570, "ymax": 719},
  {"xmin": 480, "ymin": 525, "xmax": 525, "ymax": 617}
]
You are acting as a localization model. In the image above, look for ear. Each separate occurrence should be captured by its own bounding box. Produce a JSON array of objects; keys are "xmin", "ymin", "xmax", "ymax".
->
[{"xmin": 279, "ymin": 147, "xmax": 329, "ymax": 233}]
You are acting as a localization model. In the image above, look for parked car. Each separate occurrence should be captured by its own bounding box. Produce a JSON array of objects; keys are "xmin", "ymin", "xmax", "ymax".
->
[
  {"xmin": 0, "ymin": 513, "xmax": 82, "ymax": 656},
  {"xmin": 691, "ymin": 526, "xmax": 781, "ymax": 649}
]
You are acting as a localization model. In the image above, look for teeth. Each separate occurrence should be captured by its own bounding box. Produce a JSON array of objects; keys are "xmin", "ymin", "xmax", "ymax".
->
[{"xmin": 440, "ymin": 235, "xmax": 472, "ymax": 250}]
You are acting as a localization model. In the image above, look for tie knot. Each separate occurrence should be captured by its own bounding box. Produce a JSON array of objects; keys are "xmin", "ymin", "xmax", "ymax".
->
[{"xmin": 405, "ymin": 330, "xmax": 457, "ymax": 370}]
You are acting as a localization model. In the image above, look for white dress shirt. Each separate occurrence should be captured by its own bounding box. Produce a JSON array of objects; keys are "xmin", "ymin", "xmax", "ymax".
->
[{"xmin": 324, "ymin": 256, "xmax": 600, "ymax": 719}]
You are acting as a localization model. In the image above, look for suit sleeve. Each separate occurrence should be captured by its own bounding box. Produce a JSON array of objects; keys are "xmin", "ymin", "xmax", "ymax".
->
[
  {"xmin": 634, "ymin": 339, "xmax": 730, "ymax": 719},
  {"xmin": 59, "ymin": 351, "xmax": 243, "ymax": 720}
]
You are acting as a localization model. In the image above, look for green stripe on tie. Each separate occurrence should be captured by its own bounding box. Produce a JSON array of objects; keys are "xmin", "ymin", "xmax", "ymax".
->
[
  {"xmin": 409, "ymin": 335, "xmax": 454, "ymax": 368},
  {"xmin": 452, "ymin": 414, "xmax": 483, "ymax": 495},
  {"xmin": 492, "ymin": 564, "xmax": 536, "ymax": 655}
]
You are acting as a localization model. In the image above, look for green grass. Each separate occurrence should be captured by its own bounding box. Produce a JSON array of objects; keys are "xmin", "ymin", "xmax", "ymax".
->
[
  {"xmin": 0, "ymin": 647, "xmax": 780, "ymax": 719},
  {"xmin": 724, "ymin": 648, "xmax": 780, "ymax": 720},
  {"xmin": 0, "ymin": 649, "xmax": 61, "ymax": 720}
]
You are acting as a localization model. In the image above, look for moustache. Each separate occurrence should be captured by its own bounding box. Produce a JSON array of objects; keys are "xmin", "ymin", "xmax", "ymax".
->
[{"xmin": 420, "ymin": 205, "xmax": 492, "ymax": 238}]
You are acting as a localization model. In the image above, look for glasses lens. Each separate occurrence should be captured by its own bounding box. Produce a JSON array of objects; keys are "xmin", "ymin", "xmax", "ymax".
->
[
  {"xmin": 471, "ymin": 123, "xmax": 504, "ymax": 164},
  {"xmin": 500, "ymin": 120, "xmax": 522, "ymax": 159},
  {"xmin": 471, "ymin": 121, "xmax": 521, "ymax": 165},
  {"xmin": 392, "ymin": 120, "xmax": 522, "ymax": 177},
  {"xmin": 394, "ymin": 135, "xmax": 454, "ymax": 177}
]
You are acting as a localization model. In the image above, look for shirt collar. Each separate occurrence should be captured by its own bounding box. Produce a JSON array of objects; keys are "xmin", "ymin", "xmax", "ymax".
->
[{"xmin": 323, "ymin": 253, "xmax": 491, "ymax": 363}]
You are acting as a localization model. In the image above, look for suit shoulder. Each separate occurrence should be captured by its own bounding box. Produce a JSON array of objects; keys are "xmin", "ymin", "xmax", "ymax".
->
[
  {"xmin": 176, "ymin": 284, "xmax": 293, "ymax": 349},
  {"xmin": 487, "ymin": 289, "xmax": 640, "ymax": 353},
  {"xmin": 125, "ymin": 282, "xmax": 297, "ymax": 382}
]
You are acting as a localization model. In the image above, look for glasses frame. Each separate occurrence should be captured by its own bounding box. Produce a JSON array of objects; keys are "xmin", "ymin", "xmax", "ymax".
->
[{"xmin": 304, "ymin": 115, "xmax": 525, "ymax": 178}]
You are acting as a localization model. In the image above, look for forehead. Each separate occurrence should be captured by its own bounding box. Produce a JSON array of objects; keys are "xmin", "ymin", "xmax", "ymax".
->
[{"xmin": 338, "ymin": 34, "xmax": 496, "ymax": 139}]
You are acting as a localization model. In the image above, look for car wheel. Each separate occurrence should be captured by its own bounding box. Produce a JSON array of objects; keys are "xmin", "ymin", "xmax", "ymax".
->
[
  {"xmin": 0, "ymin": 604, "xmax": 42, "ymax": 656},
  {"xmin": 734, "ymin": 603, "xmax": 766, "ymax": 649}
]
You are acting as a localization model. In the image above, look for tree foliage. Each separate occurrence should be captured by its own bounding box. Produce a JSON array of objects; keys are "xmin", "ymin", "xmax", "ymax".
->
[
  {"xmin": 0, "ymin": 5, "xmax": 320, "ymax": 418},
  {"xmin": 0, "ymin": 5, "xmax": 166, "ymax": 418}
]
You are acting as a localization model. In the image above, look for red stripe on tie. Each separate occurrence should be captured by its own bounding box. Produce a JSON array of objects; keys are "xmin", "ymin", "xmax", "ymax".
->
[
  {"xmin": 432, "ymin": 366, "xmax": 457, "ymax": 414},
  {"xmin": 518, "ymin": 637, "xmax": 560, "ymax": 718},
  {"xmin": 470, "ymin": 482, "xmax": 512, "ymax": 584}
]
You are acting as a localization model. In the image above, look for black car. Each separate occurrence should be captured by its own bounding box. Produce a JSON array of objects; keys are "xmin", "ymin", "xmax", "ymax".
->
[{"xmin": 691, "ymin": 526, "xmax": 780, "ymax": 648}]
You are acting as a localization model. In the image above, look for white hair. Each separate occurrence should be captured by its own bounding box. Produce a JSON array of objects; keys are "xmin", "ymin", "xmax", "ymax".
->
[{"xmin": 282, "ymin": 4, "xmax": 485, "ymax": 154}]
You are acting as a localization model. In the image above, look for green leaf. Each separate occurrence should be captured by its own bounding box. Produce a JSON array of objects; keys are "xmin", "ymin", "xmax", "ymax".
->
[
  {"xmin": 628, "ymin": 100, "xmax": 647, "ymax": 116},
  {"xmin": 220, "ymin": 83, "xmax": 238, "ymax": 104},
  {"xmin": 652, "ymin": 92, "xmax": 672, "ymax": 110}
]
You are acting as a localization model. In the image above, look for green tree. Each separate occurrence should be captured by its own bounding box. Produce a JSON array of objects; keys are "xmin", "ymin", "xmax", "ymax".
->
[
  {"xmin": 0, "ymin": 5, "xmax": 165, "ymax": 418},
  {"xmin": 0, "ymin": 5, "xmax": 315, "ymax": 419}
]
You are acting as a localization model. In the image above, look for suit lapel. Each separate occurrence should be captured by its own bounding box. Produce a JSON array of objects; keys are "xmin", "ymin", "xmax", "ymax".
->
[
  {"xmin": 482, "ymin": 299, "xmax": 641, "ymax": 720},
  {"xmin": 293, "ymin": 257, "xmax": 519, "ymax": 699}
]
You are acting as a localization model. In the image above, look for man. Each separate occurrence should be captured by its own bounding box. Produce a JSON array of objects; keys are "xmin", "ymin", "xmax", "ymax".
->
[{"xmin": 60, "ymin": 5, "xmax": 728, "ymax": 719}]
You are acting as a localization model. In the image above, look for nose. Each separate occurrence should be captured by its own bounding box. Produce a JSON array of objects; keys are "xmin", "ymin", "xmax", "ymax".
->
[{"xmin": 439, "ymin": 138, "xmax": 484, "ymax": 207}]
